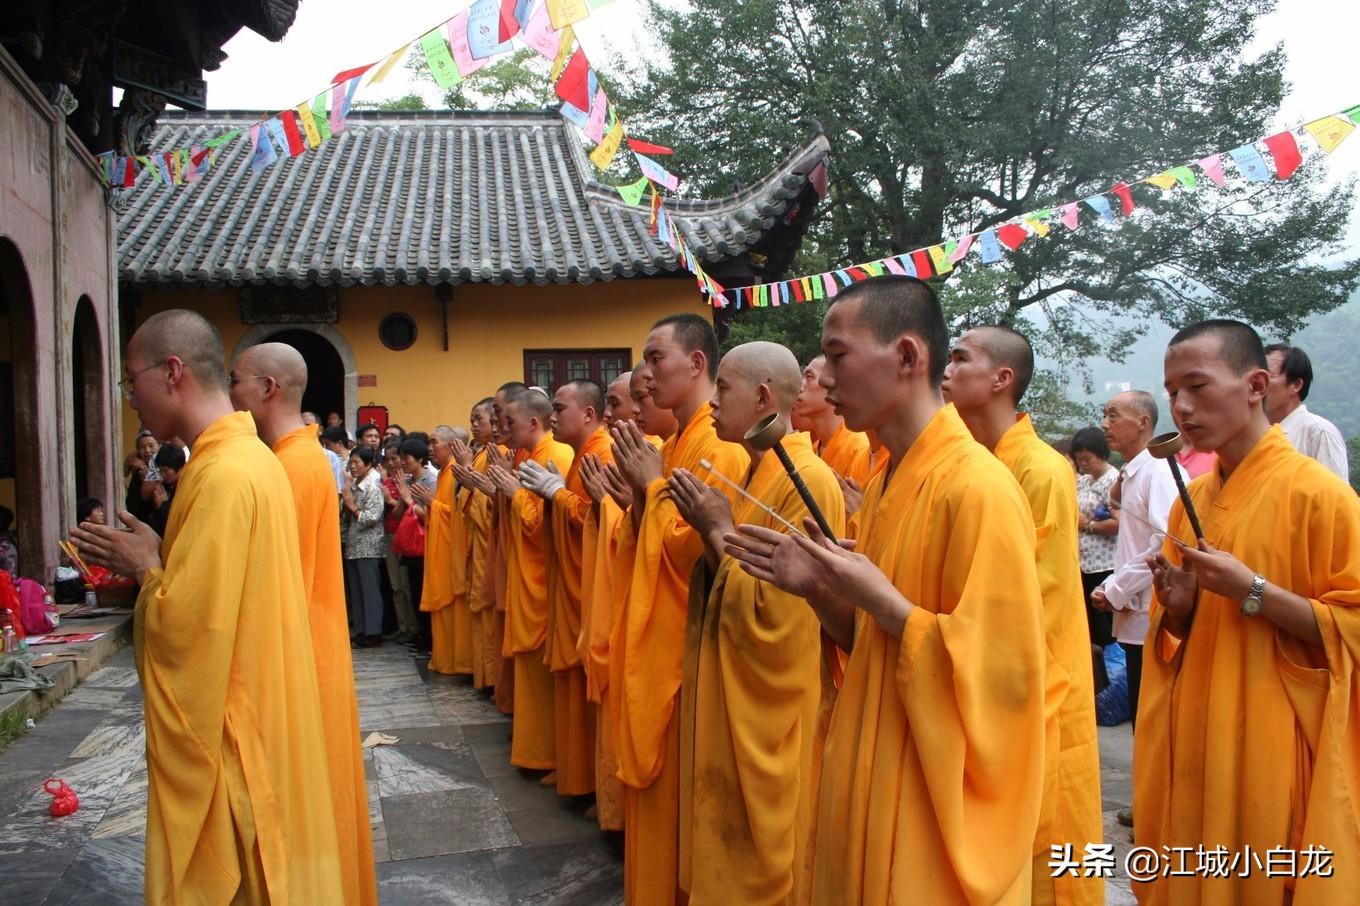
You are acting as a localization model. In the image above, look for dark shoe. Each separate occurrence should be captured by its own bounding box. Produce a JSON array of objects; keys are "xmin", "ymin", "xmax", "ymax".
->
[
  {"xmin": 1117, "ymin": 807, "xmax": 1134, "ymax": 828},
  {"xmin": 364, "ymin": 635, "xmax": 384, "ymax": 648}
]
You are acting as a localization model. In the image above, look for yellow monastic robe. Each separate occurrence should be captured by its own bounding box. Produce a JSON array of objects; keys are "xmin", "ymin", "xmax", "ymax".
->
[
  {"xmin": 612, "ymin": 402, "xmax": 750, "ymax": 906},
  {"xmin": 994, "ymin": 415, "xmax": 1103, "ymax": 906},
  {"xmin": 679, "ymin": 432, "xmax": 845, "ymax": 906},
  {"xmin": 545, "ymin": 426, "xmax": 611, "ymax": 795},
  {"xmin": 812, "ymin": 405, "xmax": 1046, "ymax": 905},
  {"xmin": 273, "ymin": 425, "xmax": 376, "ymax": 906},
  {"xmin": 449, "ymin": 474, "xmax": 474, "ymax": 676},
  {"xmin": 505, "ymin": 433, "xmax": 575, "ymax": 769},
  {"xmin": 582, "ymin": 501, "xmax": 630, "ymax": 830},
  {"xmin": 134, "ymin": 412, "xmax": 342, "ymax": 903},
  {"xmin": 463, "ymin": 447, "xmax": 497, "ymax": 689},
  {"xmin": 422, "ymin": 462, "xmax": 462, "ymax": 675},
  {"xmin": 1134, "ymin": 426, "xmax": 1360, "ymax": 906},
  {"xmin": 847, "ymin": 440, "xmax": 886, "ymax": 488},
  {"xmin": 817, "ymin": 422, "xmax": 871, "ymax": 484},
  {"xmin": 491, "ymin": 445, "xmax": 526, "ymax": 716}
]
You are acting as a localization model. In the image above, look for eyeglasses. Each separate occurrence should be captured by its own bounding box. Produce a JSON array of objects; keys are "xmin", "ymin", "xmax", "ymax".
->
[{"xmin": 119, "ymin": 359, "xmax": 168, "ymax": 400}]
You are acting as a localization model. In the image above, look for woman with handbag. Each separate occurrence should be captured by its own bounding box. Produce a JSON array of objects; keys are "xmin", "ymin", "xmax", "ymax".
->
[{"xmin": 394, "ymin": 436, "xmax": 438, "ymax": 657}]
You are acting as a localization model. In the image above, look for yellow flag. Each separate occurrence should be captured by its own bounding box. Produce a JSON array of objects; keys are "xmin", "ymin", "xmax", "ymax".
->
[
  {"xmin": 926, "ymin": 245, "xmax": 953, "ymax": 275},
  {"xmin": 1144, "ymin": 171, "xmax": 1179, "ymax": 190},
  {"xmin": 1023, "ymin": 218, "xmax": 1051, "ymax": 238},
  {"xmin": 1303, "ymin": 116, "xmax": 1356, "ymax": 154},
  {"xmin": 294, "ymin": 103, "xmax": 321, "ymax": 148},
  {"xmin": 546, "ymin": 0, "xmax": 591, "ymax": 30},
  {"xmin": 370, "ymin": 46, "xmax": 408, "ymax": 86},
  {"xmin": 590, "ymin": 118, "xmax": 624, "ymax": 170},
  {"xmin": 551, "ymin": 27, "xmax": 575, "ymax": 82}
]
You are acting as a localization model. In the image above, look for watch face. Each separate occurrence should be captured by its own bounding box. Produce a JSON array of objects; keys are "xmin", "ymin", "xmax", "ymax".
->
[{"xmin": 1242, "ymin": 595, "xmax": 1263, "ymax": 616}]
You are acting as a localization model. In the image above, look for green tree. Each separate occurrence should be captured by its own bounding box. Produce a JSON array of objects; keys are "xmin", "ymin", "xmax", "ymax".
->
[{"xmin": 626, "ymin": 0, "xmax": 1360, "ymax": 356}]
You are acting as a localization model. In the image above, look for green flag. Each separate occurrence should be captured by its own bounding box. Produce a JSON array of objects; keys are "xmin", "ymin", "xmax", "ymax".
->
[
  {"xmin": 420, "ymin": 29, "xmax": 463, "ymax": 89},
  {"xmin": 617, "ymin": 177, "xmax": 648, "ymax": 207}
]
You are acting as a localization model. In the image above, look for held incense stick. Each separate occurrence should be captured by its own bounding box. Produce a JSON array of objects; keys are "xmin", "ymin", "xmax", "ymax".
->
[{"xmin": 696, "ymin": 459, "xmax": 806, "ymax": 537}]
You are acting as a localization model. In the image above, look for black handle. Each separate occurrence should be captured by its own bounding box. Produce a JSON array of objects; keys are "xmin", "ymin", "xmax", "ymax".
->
[
  {"xmin": 771, "ymin": 442, "xmax": 838, "ymax": 544},
  {"xmin": 1167, "ymin": 460, "xmax": 1205, "ymax": 542}
]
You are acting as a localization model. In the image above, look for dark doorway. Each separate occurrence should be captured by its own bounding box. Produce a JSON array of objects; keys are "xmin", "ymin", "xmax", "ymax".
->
[
  {"xmin": 0, "ymin": 238, "xmax": 42, "ymax": 577},
  {"xmin": 72, "ymin": 297, "xmax": 106, "ymax": 502},
  {"xmin": 263, "ymin": 329, "xmax": 345, "ymax": 430}
]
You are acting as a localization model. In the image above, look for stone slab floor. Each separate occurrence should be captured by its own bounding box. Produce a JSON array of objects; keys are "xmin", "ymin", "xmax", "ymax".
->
[{"xmin": 0, "ymin": 644, "xmax": 1139, "ymax": 904}]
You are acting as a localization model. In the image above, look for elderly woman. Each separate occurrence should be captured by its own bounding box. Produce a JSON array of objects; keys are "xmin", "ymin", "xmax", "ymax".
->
[
  {"xmin": 1071, "ymin": 426, "xmax": 1119, "ymax": 647},
  {"xmin": 344, "ymin": 445, "xmax": 386, "ymax": 648}
]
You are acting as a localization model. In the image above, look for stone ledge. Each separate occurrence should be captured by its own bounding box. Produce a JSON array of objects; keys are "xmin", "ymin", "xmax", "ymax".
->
[{"xmin": 0, "ymin": 615, "xmax": 135, "ymax": 725}]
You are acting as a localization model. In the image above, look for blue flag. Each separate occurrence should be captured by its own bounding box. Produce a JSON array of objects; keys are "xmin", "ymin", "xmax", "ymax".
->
[
  {"xmin": 1083, "ymin": 195, "xmax": 1115, "ymax": 222},
  {"xmin": 978, "ymin": 230, "xmax": 1003, "ymax": 263},
  {"xmin": 467, "ymin": 0, "xmax": 513, "ymax": 60},
  {"xmin": 1228, "ymin": 144, "xmax": 1271, "ymax": 182}
]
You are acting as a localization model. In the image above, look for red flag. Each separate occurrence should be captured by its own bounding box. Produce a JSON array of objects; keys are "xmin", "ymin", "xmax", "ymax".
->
[
  {"xmin": 846, "ymin": 266, "xmax": 870, "ymax": 281},
  {"xmin": 997, "ymin": 223, "xmax": 1029, "ymax": 251},
  {"xmin": 1110, "ymin": 181, "xmax": 1136, "ymax": 216},
  {"xmin": 1263, "ymin": 131, "xmax": 1302, "ymax": 180},
  {"xmin": 329, "ymin": 62, "xmax": 375, "ymax": 86},
  {"xmin": 910, "ymin": 250, "xmax": 933, "ymax": 278},
  {"xmin": 554, "ymin": 50, "xmax": 592, "ymax": 111},
  {"xmin": 744, "ymin": 287, "xmax": 755, "ymax": 308},
  {"xmin": 122, "ymin": 157, "xmax": 136, "ymax": 187},
  {"xmin": 280, "ymin": 111, "xmax": 305, "ymax": 156},
  {"xmin": 499, "ymin": 0, "xmax": 521, "ymax": 41},
  {"xmin": 791, "ymin": 278, "xmax": 805, "ymax": 303},
  {"xmin": 626, "ymin": 137, "xmax": 675, "ymax": 156}
]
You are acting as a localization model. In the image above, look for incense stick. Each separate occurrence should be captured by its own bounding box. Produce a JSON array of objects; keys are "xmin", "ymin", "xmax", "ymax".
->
[
  {"xmin": 59, "ymin": 540, "xmax": 97, "ymax": 584},
  {"xmin": 696, "ymin": 459, "xmax": 806, "ymax": 537}
]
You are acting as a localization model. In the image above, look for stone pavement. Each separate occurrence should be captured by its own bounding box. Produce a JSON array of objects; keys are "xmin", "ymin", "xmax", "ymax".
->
[{"xmin": 0, "ymin": 642, "xmax": 1141, "ymax": 904}]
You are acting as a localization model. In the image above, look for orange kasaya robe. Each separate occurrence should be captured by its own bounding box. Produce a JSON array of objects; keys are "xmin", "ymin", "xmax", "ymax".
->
[
  {"xmin": 135, "ymin": 412, "xmax": 342, "ymax": 903},
  {"xmin": 545, "ymin": 426, "xmax": 612, "ymax": 796},
  {"xmin": 816, "ymin": 421, "xmax": 871, "ymax": 484},
  {"xmin": 504, "ymin": 433, "xmax": 575, "ymax": 769},
  {"xmin": 448, "ymin": 476, "xmax": 474, "ymax": 677},
  {"xmin": 994, "ymin": 414, "xmax": 1103, "ymax": 906},
  {"xmin": 422, "ymin": 462, "xmax": 462, "ymax": 675},
  {"xmin": 491, "ymin": 445, "xmax": 524, "ymax": 716},
  {"xmin": 679, "ymin": 432, "xmax": 844, "ymax": 906},
  {"xmin": 1134, "ymin": 426, "xmax": 1360, "ymax": 906},
  {"xmin": 272, "ymin": 425, "xmax": 376, "ymax": 906},
  {"xmin": 612, "ymin": 402, "xmax": 750, "ymax": 906},
  {"xmin": 463, "ymin": 447, "xmax": 497, "ymax": 689},
  {"xmin": 582, "ymin": 498, "xmax": 631, "ymax": 830},
  {"xmin": 812, "ymin": 405, "xmax": 1047, "ymax": 905}
]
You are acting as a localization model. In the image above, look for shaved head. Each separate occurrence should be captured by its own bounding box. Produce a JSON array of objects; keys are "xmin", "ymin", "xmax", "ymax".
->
[
  {"xmin": 1168, "ymin": 319, "xmax": 1267, "ymax": 375},
  {"xmin": 562, "ymin": 379, "xmax": 605, "ymax": 417},
  {"xmin": 721, "ymin": 342, "xmax": 802, "ymax": 409},
  {"xmin": 431, "ymin": 424, "xmax": 465, "ymax": 444},
  {"xmin": 1114, "ymin": 390, "xmax": 1159, "ymax": 430},
  {"xmin": 967, "ymin": 326, "xmax": 1034, "ymax": 404},
  {"xmin": 510, "ymin": 388, "xmax": 554, "ymax": 423},
  {"xmin": 234, "ymin": 342, "xmax": 308, "ymax": 404},
  {"xmin": 130, "ymin": 309, "xmax": 229, "ymax": 392}
]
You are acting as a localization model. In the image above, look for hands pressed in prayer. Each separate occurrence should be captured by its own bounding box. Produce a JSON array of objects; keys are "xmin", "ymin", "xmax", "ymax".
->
[
  {"xmin": 454, "ymin": 463, "xmax": 495, "ymax": 497},
  {"xmin": 488, "ymin": 464, "xmax": 521, "ymax": 497},
  {"xmin": 579, "ymin": 454, "xmax": 609, "ymax": 505},
  {"xmin": 410, "ymin": 483, "xmax": 434, "ymax": 506},
  {"xmin": 519, "ymin": 459, "xmax": 566, "ymax": 500},
  {"xmin": 837, "ymin": 474, "xmax": 865, "ymax": 518},
  {"xmin": 611, "ymin": 421, "xmax": 663, "ymax": 492},
  {"xmin": 451, "ymin": 437, "xmax": 475, "ymax": 469},
  {"xmin": 395, "ymin": 470, "xmax": 414, "ymax": 505},
  {"xmin": 70, "ymin": 511, "xmax": 163, "ymax": 583},
  {"xmin": 486, "ymin": 444, "xmax": 510, "ymax": 472},
  {"xmin": 601, "ymin": 461, "xmax": 634, "ymax": 511},
  {"xmin": 668, "ymin": 469, "xmax": 734, "ymax": 556}
]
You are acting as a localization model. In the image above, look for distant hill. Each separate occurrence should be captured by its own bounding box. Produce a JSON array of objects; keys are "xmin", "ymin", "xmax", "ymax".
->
[{"xmin": 1045, "ymin": 293, "xmax": 1360, "ymax": 439}]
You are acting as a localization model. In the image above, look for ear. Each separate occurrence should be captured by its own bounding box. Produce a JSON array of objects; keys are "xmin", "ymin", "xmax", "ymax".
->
[
  {"xmin": 895, "ymin": 335, "xmax": 922, "ymax": 377},
  {"xmin": 755, "ymin": 382, "xmax": 774, "ymax": 411},
  {"xmin": 1245, "ymin": 367, "xmax": 1270, "ymax": 404},
  {"xmin": 993, "ymin": 366, "xmax": 1015, "ymax": 397},
  {"xmin": 691, "ymin": 349, "xmax": 707, "ymax": 379}
]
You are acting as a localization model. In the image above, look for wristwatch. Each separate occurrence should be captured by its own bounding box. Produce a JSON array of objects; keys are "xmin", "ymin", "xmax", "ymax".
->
[{"xmin": 1241, "ymin": 574, "xmax": 1266, "ymax": 616}]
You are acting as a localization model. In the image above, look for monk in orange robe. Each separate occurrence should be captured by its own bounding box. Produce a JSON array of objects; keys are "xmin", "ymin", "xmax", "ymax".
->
[
  {"xmin": 793, "ymin": 353, "xmax": 871, "ymax": 484},
  {"xmin": 415, "ymin": 425, "xmax": 466, "ymax": 675},
  {"xmin": 519, "ymin": 379, "xmax": 614, "ymax": 796},
  {"xmin": 229, "ymin": 342, "xmax": 376, "ymax": 906},
  {"xmin": 611, "ymin": 315, "xmax": 750, "ymax": 905},
  {"xmin": 488, "ymin": 382, "xmax": 528, "ymax": 715},
  {"xmin": 670, "ymin": 342, "xmax": 845, "ymax": 906},
  {"xmin": 1137, "ymin": 320, "xmax": 1360, "ymax": 905},
  {"xmin": 944, "ymin": 327, "xmax": 1103, "ymax": 906},
  {"xmin": 488, "ymin": 389, "xmax": 575, "ymax": 771},
  {"xmin": 74, "ymin": 311, "xmax": 342, "ymax": 902},
  {"xmin": 725, "ymin": 277, "xmax": 1048, "ymax": 904},
  {"xmin": 455, "ymin": 398, "xmax": 499, "ymax": 690}
]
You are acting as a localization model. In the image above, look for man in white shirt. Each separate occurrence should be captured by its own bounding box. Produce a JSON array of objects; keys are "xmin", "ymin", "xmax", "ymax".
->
[
  {"xmin": 1264, "ymin": 342, "xmax": 1349, "ymax": 480},
  {"xmin": 1091, "ymin": 390, "xmax": 1181, "ymax": 829}
]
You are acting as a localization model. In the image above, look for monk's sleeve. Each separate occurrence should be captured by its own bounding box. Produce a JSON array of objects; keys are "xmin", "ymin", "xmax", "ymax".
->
[
  {"xmin": 508, "ymin": 487, "xmax": 545, "ymax": 535},
  {"xmin": 135, "ymin": 487, "xmax": 261, "ymax": 837},
  {"xmin": 894, "ymin": 483, "xmax": 1047, "ymax": 904},
  {"xmin": 551, "ymin": 487, "xmax": 593, "ymax": 530}
]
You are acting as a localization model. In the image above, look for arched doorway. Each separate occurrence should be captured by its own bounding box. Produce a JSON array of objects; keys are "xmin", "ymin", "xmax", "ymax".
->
[
  {"xmin": 0, "ymin": 238, "xmax": 43, "ymax": 577},
  {"xmin": 71, "ymin": 296, "xmax": 108, "ymax": 502},
  {"xmin": 232, "ymin": 323, "xmax": 358, "ymax": 433}
]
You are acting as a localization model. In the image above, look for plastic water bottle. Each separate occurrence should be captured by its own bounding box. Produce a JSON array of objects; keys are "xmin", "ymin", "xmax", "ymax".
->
[{"xmin": 44, "ymin": 592, "xmax": 60, "ymax": 628}]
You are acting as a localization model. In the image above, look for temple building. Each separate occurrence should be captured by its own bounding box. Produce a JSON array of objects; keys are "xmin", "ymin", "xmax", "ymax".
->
[
  {"xmin": 116, "ymin": 109, "xmax": 829, "ymax": 445},
  {"xmin": 1, "ymin": 0, "xmax": 301, "ymax": 578}
]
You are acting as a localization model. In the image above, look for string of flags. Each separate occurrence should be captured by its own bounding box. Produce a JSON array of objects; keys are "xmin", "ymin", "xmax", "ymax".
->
[
  {"xmin": 98, "ymin": 0, "xmax": 729, "ymax": 300},
  {"xmin": 719, "ymin": 104, "xmax": 1360, "ymax": 310}
]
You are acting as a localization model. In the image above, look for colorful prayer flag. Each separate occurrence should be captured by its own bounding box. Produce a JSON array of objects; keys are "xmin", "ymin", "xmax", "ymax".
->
[
  {"xmin": 1083, "ymin": 195, "xmax": 1114, "ymax": 222},
  {"xmin": 634, "ymin": 152, "xmax": 680, "ymax": 191},
  {"xmin": 521, "ymin": 2, "xmax": 562, "ymax": 58},
  {"xmin": 448, "ymin": 13, "xmax": 488, "ymax": 77},
  {"xmin": 590, "ymin": 118, "xmax": 624, "ymax": 170},
  {"xmin": 249, "ymin": 122, "xmax": 278, "ymax": 172},
  {"xmin": 1197, "ymin": 154, "xmax": 1227, "ymax": 187},
  {"xmin": 559, "ymin": 100, "xmax": 589, "ymax": 129},
  {"xmin": 910, "ymin": 250, "xmax": 933, "ymax": 278},
  {"xmin": 1059, "ymin": 202, "xmax": 1080, "ymax": 230},
  {"xmin": 616, "ymin": 176, "xmax": 648, "ymax": 206},
  {"xmin": 926, "ymin": 245, "xmax": 953, "ymax": 274},
  {"xmin": 948, "ymin": 234, "xmax": 975, "ymax": 263},
  {"xmin": 554, "ymin": 49, "xmax": 592, "ymax": 110},
  {"xmin": 330, "ymin": 62, "xmax": 375, "ymax": 86},
  {"xmin": 1168, "ymin": 166, "xmax": 1197, "ymax": 189},
  {"xmin": 295, "ymin": 102, "xmax": 322, "ymax": 148},
  {"xmin": 279, "ymin": 111, "xmax": 305, "ymax": 156},
  {"xmin": 1227, "ymin": 145, "xmax": 1271, "ymax": 182},
  {"xmin": 550, "ymin": 27, "xmax": 575, "ymax": 82},
  {"xmin": 627, "ymin": 137, "xmax": 674, "ymax": 156},
  {"xmin": 498, "ymin": 0, "xmax": 524, "ymax": 41},
  {"xmin": 421, "ymin": 27, "xmax": 464, "ymax": 87},
  {"xmin": 585, "ymin": 89, "xmax": 609, "ymax": 143},
  {"xmin": 546, "ymin": 0, "xmax": 591, "ymax": 30},
  {"xmin": 996, "ymin": 223, "xmax": 1029, "ymax": 251},
  {"xmin": 468, "ymin": 0, "xmax": 513, "ymax": 60},
  {"xmin": 262, "ymin": 118, "xmax": 290, "ymax": 162},
  {"xmin": 1262, "ymin": 131, "xmax": 1302, "ymax": 180},
  {"xmin": 310, "ymin": 94, "xmax": 332, "ymax": 143},
  {"xmin": 1110, "ymin": 182, "xmax": 1136, "ymax": 216},
  {"xmin": 1303, "ymin": 115, "xmax": 1356, "ymax": 154},
  {"xmin": 978, "ymin": 230, "xmax": 1003, "ymax": 263},
  {"xmin": 1144, "ymin": 171, "xmax": 1179, "ymax": 190},
  {"xmin": 882, "ymin": 256, "xmax": 906, "ymax": 275},
  {"xmin": 370, "ymin": 46, "xmax": 408, "ymax": 85}
]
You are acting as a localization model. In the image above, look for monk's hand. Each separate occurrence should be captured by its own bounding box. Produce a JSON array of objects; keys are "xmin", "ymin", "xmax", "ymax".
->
[
  {"xmin": 410, "ymin": 483, "xmax": 434, "ymax": 505},
  {"xmin": 70, "ymin": 511, "xmax": 161, "ymax": 582},
  {"xmin": 668, "ymin": 469, "xmax": 733, "ymax": 548},
  {"xmin": 611, "ymin": 421, "xmax": 663, "ymax": 491},
  {"xmin": 724, "ymin": 522, "xmax": 834, "ymax": 600},
  {"xmin": 836, "ymin": 475, "xmax": 864, "ymax": 517},
  {"xmin": 519, "ymin": 460, "xmax": 566, "ymax": 500},
  {"xmin": 580, "ymin": 455, "xmax": 608, "ymax": 505},
  {"xmin": 451, "ymin": 438, "xmax": 475, "ymax": 469},
  {"xmin": 601, "ymin": 462, "xmax": 634, "ymax": 511},
  {"xmin": 488, "ymin": 464, "xmax": 520, "ymax": 497},
  {"xmin": 454, "ymin": 463, "xmax": 491, "ymax": 496},
  {"xmin": 1148, "ymin": 550, "xmax": 1198, "ymax": 621}
]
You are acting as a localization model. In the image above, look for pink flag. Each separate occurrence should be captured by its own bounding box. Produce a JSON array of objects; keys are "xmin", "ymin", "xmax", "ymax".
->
[
  {"xmin": 521, "ymin": 3, "xmax": 561, "ymax": 58},
  {"xmin": 947, "ymin": 234, "xmax": 975, "ymax": 263},
  {"xmin": 1059, "ymin": 202, "xmax": 1080, "ymax": 230},
  {"xmin": 449, "ymin": 13, "xmax": 489, "ymax": 77},
  {"xmin": 1197, "ymin": 154, "xmax": 1227, "ymax": 187},
  {"xmin": 822, "ymin": 273, "xmax": 839, "ymax": 298},
  {"xmin": 585, "ymin": 88, "xmax": 608, "ymax": 143},
  {"xmin": 882, "ymin": 256, "xmax": 906, "ymax": 275}
]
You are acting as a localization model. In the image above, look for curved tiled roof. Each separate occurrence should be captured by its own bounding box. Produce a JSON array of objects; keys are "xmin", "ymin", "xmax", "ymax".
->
[{"xmin": 117, "ymin": 109, "xmax": 830, "ymax": 288}]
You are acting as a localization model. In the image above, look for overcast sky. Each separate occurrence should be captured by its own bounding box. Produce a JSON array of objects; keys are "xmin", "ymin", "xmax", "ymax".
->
[{"xmin": 201, "ymin": 0, "xmax": 1360, "ymax": 244}]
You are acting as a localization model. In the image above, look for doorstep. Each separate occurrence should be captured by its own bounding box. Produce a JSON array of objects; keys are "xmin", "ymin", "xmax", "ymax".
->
[{"xmin": 0, "ymin": 613, "xmax": 134, "ymax": 725}]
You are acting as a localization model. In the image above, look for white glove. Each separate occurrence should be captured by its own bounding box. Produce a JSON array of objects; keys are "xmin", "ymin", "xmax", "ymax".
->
[{"xmin": 518, "ymin": 459, "xmax": 566, "ymax": 499}]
